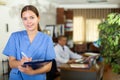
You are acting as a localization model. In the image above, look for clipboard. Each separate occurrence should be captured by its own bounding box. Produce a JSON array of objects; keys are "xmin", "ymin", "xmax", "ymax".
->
[{"xmin": 22, "ymin": 59, "xmax": 53, "ymax": 70}]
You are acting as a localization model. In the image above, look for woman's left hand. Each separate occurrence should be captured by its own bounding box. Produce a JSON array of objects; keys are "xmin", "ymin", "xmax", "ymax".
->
[{"xmin": 18, "ymin": 65, "xmax": 35, "ymax": 75}]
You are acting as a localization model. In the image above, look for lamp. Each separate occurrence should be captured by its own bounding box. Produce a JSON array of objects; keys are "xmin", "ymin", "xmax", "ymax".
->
[
  {"xmin": 42, "ymin": 29, "xmax": 51, "ymax": 36},
  {"xmin": 0, "ymin": 0, "xmax": 6, "ymax": 5},
  {"xmin": 93, "ymin": 39, "xmax": 101, "ymax": 48}
]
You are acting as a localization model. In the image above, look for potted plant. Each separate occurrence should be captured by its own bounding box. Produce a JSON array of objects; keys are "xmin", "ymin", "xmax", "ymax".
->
[{"xmin": 98, "ymin": 13, "xmax": 120, "ymax": 74}]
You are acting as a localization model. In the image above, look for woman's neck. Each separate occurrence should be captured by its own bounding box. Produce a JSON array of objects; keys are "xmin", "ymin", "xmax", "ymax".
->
[
  {"xmin": 27, "ymin": 30, "xmax": 38, "ymax": 36},
  {"xmin": 27, "ymin": 30, "xmax": 38, "ymax": 43}
]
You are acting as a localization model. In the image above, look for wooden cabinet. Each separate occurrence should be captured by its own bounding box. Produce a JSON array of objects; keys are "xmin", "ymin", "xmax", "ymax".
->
[
  {"xmin": 64, "ymin": 10, "xmax": 73, "ymax": 20},
  {"xmin": 56, "ymin": 8, "xmax": 73, "ymax": 24},
  {"xmin": 64, "ymin": 10, "xmax": 73, "ymax": 39},
  {"xmin": 56, "ymin": 8, "xmax": 64, "ymax": 24},
  {"xmin": 65, "ymin": 31, "xmax": 73, "ymax": 37},
  {"xmin": 56, "ymin": 8, "xmax": 74, "ymax": 48}
]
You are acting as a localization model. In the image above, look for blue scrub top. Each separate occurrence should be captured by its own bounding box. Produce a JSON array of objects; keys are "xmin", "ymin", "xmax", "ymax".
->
[{"xmin": 3, "ymin": 30, "xmax": 55, "ymax": 80}]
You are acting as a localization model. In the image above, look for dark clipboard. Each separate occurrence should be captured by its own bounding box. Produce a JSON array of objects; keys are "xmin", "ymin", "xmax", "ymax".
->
[{"xmin": 22, "ymin": 59, "xmax": 53, "ymax": 70}]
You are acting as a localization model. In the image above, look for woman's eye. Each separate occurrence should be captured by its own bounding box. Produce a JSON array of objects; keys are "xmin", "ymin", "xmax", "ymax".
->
[
  {"xmin": 22, "ymin": 17, "xmax": 27, "ymax": 21},
  {"xmin": 30, "ymin": 16, "xmax": 34, "ymax": 19}
]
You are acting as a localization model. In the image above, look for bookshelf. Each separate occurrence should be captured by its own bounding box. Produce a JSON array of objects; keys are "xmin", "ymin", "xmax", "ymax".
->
[{"xmin": 56, "ymin": 8, "xmax": 73, "ymax": 48}]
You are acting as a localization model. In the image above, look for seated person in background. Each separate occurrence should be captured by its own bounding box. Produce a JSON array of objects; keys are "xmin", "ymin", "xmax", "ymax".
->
[{"xmin": 54, "ymin": 35, "xmax": 83, "ymax": 67}]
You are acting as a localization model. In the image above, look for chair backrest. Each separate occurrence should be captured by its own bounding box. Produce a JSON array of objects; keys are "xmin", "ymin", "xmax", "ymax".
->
[
  {"xmin": 74, "ymin": 43, "xmax": 87, "ymax": 54},
  {"xmin": 46, "ymin": 59, "xmax": 59, "ymax": 80}
]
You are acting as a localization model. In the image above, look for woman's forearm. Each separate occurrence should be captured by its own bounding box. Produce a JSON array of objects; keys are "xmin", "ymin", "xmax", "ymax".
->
[
  {"xmin": 32, "ymin": 62, "xmax": 52, "ymax": 75},
  {"xmin": 9, "ymin": 56, "xmax": 22, "ymax": 68}
]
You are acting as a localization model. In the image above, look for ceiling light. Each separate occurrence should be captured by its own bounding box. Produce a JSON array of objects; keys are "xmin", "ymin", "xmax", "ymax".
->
[
  {"xmin": 0, "ymin": 0, "xmax": 6, "ymax": 5},
  {"xmin": 87, "ymin": 0, "xmax": 107, "ymax": 3}
]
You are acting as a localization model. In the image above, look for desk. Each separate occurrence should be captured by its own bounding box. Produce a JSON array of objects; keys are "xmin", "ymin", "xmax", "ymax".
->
[{"xmin": 59, "ymin": 62, "xmax": 104, "ymax": 80}]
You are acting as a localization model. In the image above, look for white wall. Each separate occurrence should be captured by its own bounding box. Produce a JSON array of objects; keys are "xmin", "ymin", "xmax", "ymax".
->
[
  {"xmin": 0, "ymin": 6, "xmax": 10, "ymax": 60},
  {"xmin": 0, "ymin": 6, "xmax": 10, "ymax": 79}
]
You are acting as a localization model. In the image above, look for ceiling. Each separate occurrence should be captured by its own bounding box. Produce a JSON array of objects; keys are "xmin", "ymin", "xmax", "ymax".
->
[
  {"xmin": 0, "ymin": 0, "xmax": 6, "ymax": 5},
  {"xmin": 49, "ymin": 0, "xmax": 120, "ymax": 4},
  {"xmin": 48, "ymin": 0, "xmax": 120, "ymax": 9}
]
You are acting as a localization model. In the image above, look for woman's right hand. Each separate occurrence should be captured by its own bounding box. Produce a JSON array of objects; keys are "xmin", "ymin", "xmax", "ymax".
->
[
  {"xmin": 20, "ymin": 57, "xmax": 32, "ymax": 65},
  {"xmin": 8, "ymin": 56, "xmax": 32, "ymax": 68}
]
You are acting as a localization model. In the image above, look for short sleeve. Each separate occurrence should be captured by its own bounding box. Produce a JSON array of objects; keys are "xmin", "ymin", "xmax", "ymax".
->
[
  {"xmin": 3, "ymin": 33, "xmax": 17, "ymax": 58},
  {"xmin": 45, "ymin": 37, "xmax": 56, "ymax": 60}
]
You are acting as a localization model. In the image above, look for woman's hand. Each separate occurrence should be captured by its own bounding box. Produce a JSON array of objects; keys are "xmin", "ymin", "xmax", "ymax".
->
[
  {"xmin": 18, "ymin": 61, "xmax": 52, "ymax": 75},
  {"xmin": 20, "ymin": 57, "xmax": 32, "ymax": 65},
  {"xmin": 18, "ymin": 57, "xmax": 33, "ymax": 75},
  {"xmin": 18, "ymin": 57, "xmax": 34, "ymax": 75},
  {"xmin": 18, "ymin": 65, "xmax": 34, "ymax": 75}
]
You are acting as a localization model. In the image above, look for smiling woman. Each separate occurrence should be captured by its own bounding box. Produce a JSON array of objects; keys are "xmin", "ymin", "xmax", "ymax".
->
[{"xmin": 2, "ymin": 5, "xmax": 55, "ymax": 80}]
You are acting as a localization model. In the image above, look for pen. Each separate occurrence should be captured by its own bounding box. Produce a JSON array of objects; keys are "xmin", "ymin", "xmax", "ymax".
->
[{"xmin": 21, "ymin": 52, "xmax": 28, "ymax": 58}]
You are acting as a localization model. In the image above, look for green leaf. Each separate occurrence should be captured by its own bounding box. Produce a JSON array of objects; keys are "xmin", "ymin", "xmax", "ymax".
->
[{"xmin": 99, "ymin": 13, "xmax": 120, "ymax": 73}]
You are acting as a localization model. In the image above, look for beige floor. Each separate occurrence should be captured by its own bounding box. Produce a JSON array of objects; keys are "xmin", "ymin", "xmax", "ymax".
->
[{"xmin": 103, "ymin": 67, "xmax": 120, "ymax": 80}]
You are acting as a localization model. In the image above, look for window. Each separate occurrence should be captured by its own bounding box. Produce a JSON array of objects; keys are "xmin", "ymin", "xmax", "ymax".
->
[{"xmin": 73, "ymin": 9, "xmax": 113, "ymax": 43}]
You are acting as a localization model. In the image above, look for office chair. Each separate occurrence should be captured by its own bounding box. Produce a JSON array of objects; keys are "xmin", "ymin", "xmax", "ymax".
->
[{"xmin": 46, "ymin": 59, "xmax": 60, "ymax": 80}]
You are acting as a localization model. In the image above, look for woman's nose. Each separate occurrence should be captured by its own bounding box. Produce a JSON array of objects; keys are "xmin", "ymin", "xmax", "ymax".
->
[{"xmin": 27, "ymin": 19, "xmax": 32, "ymax": 24}]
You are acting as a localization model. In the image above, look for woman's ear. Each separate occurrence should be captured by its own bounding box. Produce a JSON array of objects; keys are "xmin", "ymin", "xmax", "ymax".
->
[{"xmin": 38, "ymin": 16, "xmax": 40, "ymax": 22}]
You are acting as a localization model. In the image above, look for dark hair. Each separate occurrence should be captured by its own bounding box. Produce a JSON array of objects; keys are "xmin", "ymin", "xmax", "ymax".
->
[
  {"xmin": 58, "ymin": 35, "xmax": 67, "ymax": 41},
  {"xmin": 21, "ymin": 5, "xmax": 41, "ymax": 31}
]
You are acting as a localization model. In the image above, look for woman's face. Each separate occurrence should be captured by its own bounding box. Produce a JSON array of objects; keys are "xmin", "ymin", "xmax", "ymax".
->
[{"xmin": 21, "ymin": 10, "xmax": 40, "ymax": 31}]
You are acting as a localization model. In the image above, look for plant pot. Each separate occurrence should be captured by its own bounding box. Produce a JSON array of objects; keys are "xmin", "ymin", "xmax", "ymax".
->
[{"xmin": 103, "ymin": 64, "xmax": 120, "ymax": 80}]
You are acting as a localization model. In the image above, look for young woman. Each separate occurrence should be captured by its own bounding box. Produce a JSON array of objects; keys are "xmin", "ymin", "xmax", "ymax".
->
[{"xmin": 3, "ymin": 5, "xmax": 55, "ymax": 80}]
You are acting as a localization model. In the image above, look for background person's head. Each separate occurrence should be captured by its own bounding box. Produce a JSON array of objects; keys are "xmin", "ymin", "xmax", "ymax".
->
[
  {"xmin": 58, "ymin": 35, "xmax": 67, "ymax": 46},
  {"xmin": 21, "ymin": 5, "xmax": 41, "ymax": 31}
]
